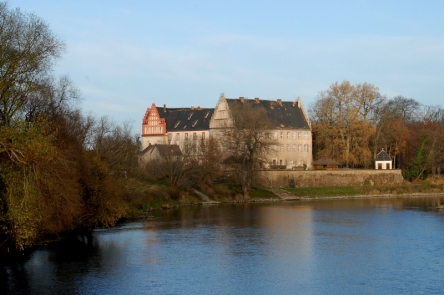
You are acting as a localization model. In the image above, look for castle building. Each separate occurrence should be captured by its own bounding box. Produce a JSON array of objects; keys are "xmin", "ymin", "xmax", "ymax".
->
[
  {"xmin": 141, "ymin": 103, "xmax": 214, "ymax": 151},
  {"xmin": 209, "ymin": 94, "xmax": 313, "ymax": 169},
  {"xmin": 141, "ymin": 94, "xmax": 312, "ymax": 169}
]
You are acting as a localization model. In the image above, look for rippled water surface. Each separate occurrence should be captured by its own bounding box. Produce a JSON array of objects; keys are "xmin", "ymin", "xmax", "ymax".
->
[{"xmin": 2, "ymin": 196, "xmax": 444, "ymax": 295}]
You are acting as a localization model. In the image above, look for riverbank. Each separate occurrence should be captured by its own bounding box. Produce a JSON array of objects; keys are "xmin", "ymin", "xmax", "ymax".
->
[{"xmin": 127, "ymin": 182, "xmax": 444, "ymax": 219}]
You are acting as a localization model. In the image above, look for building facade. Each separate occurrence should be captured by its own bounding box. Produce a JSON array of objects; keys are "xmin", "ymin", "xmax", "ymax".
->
[
  {"xmin": 209, "ymin": 94, "xmax": 313, "ymax": 169},
  {"xmin": 141, "ymin": 103, "xmax": 214, "ymax": 151},
  {"xmin": 375, "ymin": 148, "xmax": 392, "ymax": 169}
]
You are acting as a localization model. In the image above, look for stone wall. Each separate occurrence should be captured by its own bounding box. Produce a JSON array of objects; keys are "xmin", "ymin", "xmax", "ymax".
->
[{"xmin": 257, "ymin": 169, "xmax": 404, "ymax": 188}]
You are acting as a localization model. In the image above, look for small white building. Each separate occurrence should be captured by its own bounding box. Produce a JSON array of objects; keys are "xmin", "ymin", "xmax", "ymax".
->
[{"xmin": 375, "ymin": 148, "xmax": 392, "ymax": 170}]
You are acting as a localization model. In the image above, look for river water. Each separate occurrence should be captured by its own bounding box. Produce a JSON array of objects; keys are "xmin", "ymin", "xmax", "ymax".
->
[{"xmin": 2, "ymin": 196, "xmax": 444, "ymax": 295}]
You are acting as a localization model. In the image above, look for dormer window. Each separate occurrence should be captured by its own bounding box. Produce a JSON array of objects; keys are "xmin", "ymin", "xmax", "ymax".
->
[
  {"xmin": 192, "ymin": 120, "xmax": 198, "ymax": 127},
  {"xmin": 204, "ymin": 111, "xmax": 210, "ymax": 118},
  {"xmin": 188, "ymin": 112, "xmax": 193, "ymax": 120},
  {"xmin": 174, "ymin": 121, "xmax": 181, "ymax": 128}
]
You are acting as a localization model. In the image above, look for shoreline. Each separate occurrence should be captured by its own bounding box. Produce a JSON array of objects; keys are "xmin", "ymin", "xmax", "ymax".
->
[
  {"xmin": 170, "ymin": 191, "xmax": 444, "ymax": 208},
  {"xmin": 289, "ymin": 192, "xmax": 444, "ymax": 201},
  {"xmin": 129, "ymin": 191, "xmax": 444, "ymax": 220}
]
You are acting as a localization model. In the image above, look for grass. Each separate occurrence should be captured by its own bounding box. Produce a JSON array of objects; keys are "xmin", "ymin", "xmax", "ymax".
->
[
  {"xmin": 281, "ymin": 182, "xmax": 444, "ymax": 198},
  {"xmin": 284, "ymin": 186, "xmax": 363, "ymax": 198},
  {"xmin": 250, "ymin": 188, "xmax": 280, "ymax": 199}
]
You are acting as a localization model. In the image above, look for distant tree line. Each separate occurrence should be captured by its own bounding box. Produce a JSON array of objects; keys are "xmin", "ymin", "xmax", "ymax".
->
[{"xmin": 309, "ymin": 80, "xmax": 444, "ymax": 180}]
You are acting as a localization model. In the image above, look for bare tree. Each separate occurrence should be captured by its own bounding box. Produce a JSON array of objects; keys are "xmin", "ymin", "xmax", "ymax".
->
[
  {"xmin": 0, "ymin": 2, "xmax": 65, "ymax": 126},
  {"xmin": 223, "ymin": 100, "xmax": 277, "ymax": 196}
]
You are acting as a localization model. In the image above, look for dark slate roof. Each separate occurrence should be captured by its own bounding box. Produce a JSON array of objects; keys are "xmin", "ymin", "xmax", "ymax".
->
[
  {"xmin": 312, "ymin": 156, "xmax": 340, "ymax": 165},
  {"xmin": 156, "ymin": 107, "xmax": 214, "ymax": 132},
  {"xmin": 225, "ymin": 98, "xmax": 310, "ymax": 129},
  {"xmin": 376, "ymin": 149, "xmax": 391, "ymax": 161},
  {"xmin": 140, "ymin": 144, "xmax": 182, "ymax": 157}
]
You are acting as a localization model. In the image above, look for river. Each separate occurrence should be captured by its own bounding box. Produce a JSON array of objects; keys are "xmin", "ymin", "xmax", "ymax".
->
[{"xmin": 2, "ymin": 196, "xmax": 444, "ymax": 295}]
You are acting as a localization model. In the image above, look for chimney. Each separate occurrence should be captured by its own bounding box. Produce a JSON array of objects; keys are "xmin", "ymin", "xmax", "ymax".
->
[
  {"xmin": 255, "ymin": 97, "xmax": 260, "ymax": 103},
  {"xmin": 277, "ymin": 99, "xmax": 282, "ymax": 106},
  {"xmin": 163, "ymin": 104, "xmax": 166, "ymax": 112},
  {"xmin": 239, "ymin": 96, "xmax": 245, "ymax": 103}
]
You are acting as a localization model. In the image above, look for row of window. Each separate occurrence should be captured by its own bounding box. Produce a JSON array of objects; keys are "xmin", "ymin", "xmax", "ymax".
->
[
  {"xmin": 276, "ymin": 131, "xmax": 309, "ymax": 140},
  {"xmin": 168, "ymin": 132, "xmax": 206, "ymax": 141},
  {"xmin": 269, "ymin": 144, "xmax": 310, "ymax": 152},
  {"xmin": 211, "ymin": 131, "xmax": 310, "ymax": 140},
  {"xmin": 167, "ymin": 132, "xmax": 310, "ymax": 146},
  {"xmin": 271, "ymin": 159, "xmax": 305, "ymax": 166},
  {"xmin": 217, "ymin": 144, "xmax": 309, "ymax": 152}
]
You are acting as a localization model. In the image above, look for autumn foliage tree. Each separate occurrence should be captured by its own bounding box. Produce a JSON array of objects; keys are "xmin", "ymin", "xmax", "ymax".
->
[{"xmin": 310, "ymin": 81, "xmax": 382, "ymax": 168}]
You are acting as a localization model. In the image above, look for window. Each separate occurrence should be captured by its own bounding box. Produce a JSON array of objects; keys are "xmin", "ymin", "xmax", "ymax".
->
[
  {"xmin": 185, "ymin": 133, "xmax": 189, "ymax": 140},
  {"xmin": 280, "ymin": 132, "xmax": 283, "ymax": 139},
  {"xmin": 304, "ymin": 132, "xmax": 308, "ymax": 139},
  {"xmin": 213, "ymin": 131, "xmax": 217, "ymax": 138},
  {"xmin": 293, "ymin": 132, "xmax": 296, "ymax": 139},
  {"xmin": 168, "ymin": 133, "xmax": 172, "ymax": 141},
  {"xmin": 287, "ymin": 132, "xmax": 290, "ymax": 139},
  {"xmin": 293, "ymin": 144, "xmax": 296, "ymax": 151},
  {"xmin": 220, "ymin": 131, "xmax": 224, "ymax": 138},
  {"xmin": 280, "ymin": 144, "xmax": 284, "ymax": 151},
  {"xmin": 287, "ymin": 144, "xmax": 290, "ymax": 151},
  {"xmin": 193, "ymin": 133, "xmax": 197, "ymax": 140},
  {"xmin": 304, "ymin": 144, "xmax": 309, "ymax": 152},
  {"xmin": 176, "ymin": 133, "xmax": 180, "ymax": 141},
  {"xmin": 298, "ymin": 144, "xmax": 302, "ymax": 151},
  {"xmin": 274, "ymin": 132, "xmax": 277, "ymax": 139},
  {"xmin": 298, "ymin": 132, "xmax": 302, "ymax": 139},
  {"xmin": 274, "ymin": 145, "xmax": 277, "ymax": 151},
  {"xmin": 202, "ymin": 132, "xmax": 205, "ymax": 139}
]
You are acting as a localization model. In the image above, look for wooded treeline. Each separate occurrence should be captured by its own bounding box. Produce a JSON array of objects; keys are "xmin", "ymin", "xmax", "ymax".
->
[
  {"xmin": 309, "ymin": 81, "xmax": 444, "ymax": 180},
  {"xmin": 0, "ymin": 3, "xmax": 139, "ymax": 252}
]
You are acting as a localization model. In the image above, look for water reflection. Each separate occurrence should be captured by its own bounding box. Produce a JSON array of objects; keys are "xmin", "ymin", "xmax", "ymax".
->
[{"xmin": 2, "ymin": 196, "xmax": 444, "ymax": 295}]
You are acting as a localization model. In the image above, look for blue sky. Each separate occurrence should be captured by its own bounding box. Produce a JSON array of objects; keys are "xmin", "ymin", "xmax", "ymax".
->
[{"xmin": 8, "ymin": 0, "xmax": 444, "ymax": 134}]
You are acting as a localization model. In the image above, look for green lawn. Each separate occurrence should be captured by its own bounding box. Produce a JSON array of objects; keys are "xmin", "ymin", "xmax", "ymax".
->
[
  {"xmin": 250, "ymin": 188, "xmax": 280, "ymax": 199},
  {"xmin": 281, "ymin": 183, "xmax": 444, "ymax": 198},
  {"xmin": 283, "ymin": 186, "xmax": 363, "ymax": 198}
]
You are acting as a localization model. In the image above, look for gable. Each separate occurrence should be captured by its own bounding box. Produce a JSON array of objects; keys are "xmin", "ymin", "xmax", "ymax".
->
[{"xmin": 376, "ymin": 149, "xmax": 391, "ymax": 161}]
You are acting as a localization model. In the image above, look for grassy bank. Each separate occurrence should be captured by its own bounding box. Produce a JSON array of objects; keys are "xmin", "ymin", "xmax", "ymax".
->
[
  {"xmin": 122, "ymin": 177, "xmax": 444, "ymax": 219},
  {"xmin": 282, "ymin": 181, "xmax": 444, "ymax": 198}
]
